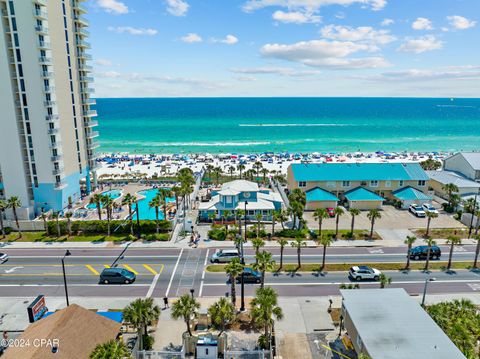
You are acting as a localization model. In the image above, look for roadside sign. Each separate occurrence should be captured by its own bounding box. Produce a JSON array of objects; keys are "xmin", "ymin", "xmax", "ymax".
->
[{"xmin": 27, "ymin": 295, "xmax": 48, "ymax": 323}]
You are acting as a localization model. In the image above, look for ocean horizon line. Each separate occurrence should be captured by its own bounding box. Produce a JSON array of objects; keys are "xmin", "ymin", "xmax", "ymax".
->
[{"xmin": 92, "ymin": 96, "xmax": 480, "ymax": 100}]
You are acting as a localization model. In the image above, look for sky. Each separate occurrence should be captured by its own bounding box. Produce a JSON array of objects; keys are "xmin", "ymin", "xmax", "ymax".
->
[{"xmin": 85, "ymin": 0, "xmax": 480, "ymax": 98}]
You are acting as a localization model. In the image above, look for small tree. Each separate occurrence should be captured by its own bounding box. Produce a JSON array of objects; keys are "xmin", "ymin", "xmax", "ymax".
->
[
  {"xmin": 39, "ymin": 211, "xmax": 49, "ymax": 237},
  {"xmin": 122, "ymin": 193, "xmax": 136, "ymax": 236},
  {"xmin": 313, "ymin": 208, "xmax": 329, "ymax": 240},
  {"xmin": 333, "ymin": 207, "xmax": 344, "ymax": 239},
  {"xmin": 171, "ymin": 294, "xmax": 200, "ymax": 336},
  {"xmin": 52, "ymin": 211, "xmax": 61, "ymax": 237},
  {"xmin": 253, "ymin": 251, "xmax": 276, "ymax": 288},
  {"xmin": 89, "ymin": 193, "xmax": 103, "ymax": 220},
  {"xmin": 251, "ymin": 287, "xmax": 283, "ymax": 350},
  {"xmin": 319, "ymin": 234, "xmax": 334, "ymax": 271},
  {"xmin": 208, "ymin": 297, "xmax": 235, "ymax": 334},
  {"xmin": 379, "ymin": 273, "xmax": 392, "ymax": 288},
  {"xmin": 123, "ymin": 298, "xmax": 161, "ymax": 351},
  {"xmin": 223, "ymin": 210, "xmax": 231, "ymax": 235},
  {"xmin": 425, "ymin": 211, "xmax": 438, "ymax": 238},
  {"xmin": 225, "ymin": 258, "xmax": 244, "ymax": 307},
  {"xmin": 277, "ymin": 238, "xmax": 288, "ymax": 270},
  {"xmin": 291, "ymin": 236, "xmax": 307, "ymax": 268},
  {"xmin": 252, "ymin": 237, "xmax": 265, "ymax": 264},
  {"xmin": 348, "ymin": 208, "xmax": 361, "ymax": 237},
  {"xmin": 255, "ymin": 213, "xmax": 263, "ymax": 237},
  {"xmin": 404, "ymin": 236, "xmax": 417, "ymax": 270},
  {"xmin": 90, "ymin": 339, "xmax": 132, "ymax": 359},
  {"xmin": 8, "ymin": 196, "xmax": 22, "ymax": 238},
  {"xmin": 446, "ymin": 235, "xmax": 462, "ymax": 271},
  {"xmin": 424, "ymin": 237, "xmax": 437, "ymax": 272},
  {"xmin": 367, "ymin": 209, "xmax": 381, "ymax": 240}
]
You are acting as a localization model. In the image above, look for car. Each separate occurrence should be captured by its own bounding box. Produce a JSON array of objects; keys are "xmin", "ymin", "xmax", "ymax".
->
[
  {"xmin": 99, "ymin": 267, "xmax": 136, "ymax": 284},
  {"xmin": 409, "ymin": 204, "xmax": 426, "ymax": 217},
  {"xmin": 227, "ymin": 268, "xmax": 261, "ymax": 284},
  {"xmin": 0, "ymin": 253, "xmax": 8, "ymax": 263},
  {"xmin": 422, "ymin": 203, "xmax": 439, "ymax": 215},
  {"xmin": 210, "ymin": 249, "xmax": 239, "ymax": 263},
  {"xmin": 326, "ymin": 207, "xmax": 335, "ymax": 217},
  {"xmin": 409, "ymin": 245, "xmax": 441, "ymax": 260},
  {"xmin": 348, "ymin": 266, "xmax": 381, "ymax": 281}
]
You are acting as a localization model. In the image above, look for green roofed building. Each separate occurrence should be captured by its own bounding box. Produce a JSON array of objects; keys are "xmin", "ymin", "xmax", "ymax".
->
[
  {"xmin": 305, "ymin": 187, "xmax": 339, "ymax": 210},
  {"xmin": 344, "ymin": 187, "xmax": 384, "ymax": 210},
  {"xmin": 392, "ymin": 186, "xmax": 433, "ymax": 209}
]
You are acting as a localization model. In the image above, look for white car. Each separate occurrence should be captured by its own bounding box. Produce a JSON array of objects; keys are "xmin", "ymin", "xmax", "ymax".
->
[
  {"xmin": 409, "ymin": 204, "xmax": 426, "ymax": 217},
  {"xmin": 349, "ymin": 266, "xmax": 381, "ymax": 281},
  {"xmin": 0, "ymin": 253, "xmax": 8, "ymax": 263},
  {"xmin": 422, "ymin": 203, "xmax": 439, "ymax": 215}
]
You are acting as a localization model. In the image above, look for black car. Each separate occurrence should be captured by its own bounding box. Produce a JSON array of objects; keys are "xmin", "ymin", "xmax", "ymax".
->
[
  {"xmin": 99, "ymin": 267, "xmax": 136, "ymax": 284},
  {"xmin": 227, "ymin": 268, "xmax": 261, "ymax": 284},
  {"xmin": 409, "ymin": 245, "xmax": 441, "ymax": 260}
]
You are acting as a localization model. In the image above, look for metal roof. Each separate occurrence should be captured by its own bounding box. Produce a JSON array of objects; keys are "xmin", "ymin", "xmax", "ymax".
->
[
  {"xmin": 447, "ymin": 152, "xmax": 480, "ymax": 170},
  {"xmin": 340, "ymin": 289, "xmax": 466, "ymax": 359},
  {"xmin": 290, "ymin": 163, "xmax": 429, "ymax": 181},
  {"xmin": 426, "ymin": 170, "xmax": 480, "ymax": 188},
  {"xmin": 221, "ymin": 180, "xmax": 259, "ymax": 192},
  {"xmin": 305, "ymin": 187, "xmax": 339, "ymax": 202},
  {"xmin": 392, "ymin": 186, "xmax": 432, "ymax": 201},
  {"xmin": 344, "ymin": 187, "xmax": 384, "ymax": 201}
]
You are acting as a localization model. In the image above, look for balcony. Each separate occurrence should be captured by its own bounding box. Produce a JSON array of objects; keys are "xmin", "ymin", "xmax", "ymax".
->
[
  {"xmin": 35, "ymin": 24, "xmax": 49, "ymax": 34},
  {"xmin": 89, "ymin": 160, "xmax": 101, "ymax": 170},
  {"xmin": 73, "ymin": 15, "xmax": 89, "ymax": 27},
  {"xmin": 34, "ymin": 0, "xmax": 48, "ymax": 6},
  {"xmin": 74, "ymin": 27, "xmax": 90, "ymax": 37},
  {"xmin": 38, "ymin": 56, "xmax": 52, "ymax": 64},
  {"xmin": 52, "ymin": 167, "xmax": 64, "ymax": 175},
  {"xmin": 44, "ymin": 100, "xmax": 56, "ymax": 107},
  {"xmin": 40, "ymin": 70, "xmax": 53, "ymax": 78},
  {"xmin": 49, "ymin": 141, "xmax": 62, "ymax": 148},
  {"xmin": 48, "ymin": 128, "xmax": 59, "ymax": 135},
  {"xmin": 78, "ymin": 63, "xmax": 93, "ymax": 71},
  {"xmin": 76, "ymin": 38, "xmax": 90, "ymax": 48},
  {"xmin": 86, "ymin": 130, "xmax": 99, "ymax": 138},
  {"xmin": 38, "ymin": 40, "xmax": 50, "ymax": 49},
  {"xmin": 44, "ymin": 85, "xmax": 55, "ymax": 92},
  {"xmin": 83, "ymin": 109, "xmax": 97, "ymax": 117},
  {"xmin": 51, "ymin": 155, "xmax": 63, "ymax": 161},
  {"xmin": 54, "ymin": 181, "xmax": 67, "ymax": 189},
  {"xmin": 74, "ymin": 4, "xmax": 88, "ymax": 13},
  {"xmin": 46, "ymin": 114, "xmax": 59, "ymax": 121},
  {"xmin": 2, "ymin": 9, "xmax": 9, "ymax": 17},
  {"xmin": 33, "ymin": 8, "xmax": 48, "ymax": 19},
  {"xmin": 77, "ymin": 52, "xmax": 92, "ymax": 60},
  {"xmin": 80, "ymin": 87, "xmax": 95, "ymax": 94},
  {"xmin": 85, "ymin": 119, "xmax": 98, "ymax": 127},
  {"xmin": 84, "ymin": 98, "xmax": 96, "ymax": 105},
  {"xmin": 9, "ymin": 56, "xmax": 15, "ymax": 63},
  {"xmin": 87, "ymin": 140, "xmax": 100, "ymax": 149},
  {"xmin": 79, "ymin": 76, "xmax": 93, "ymax": 83}
]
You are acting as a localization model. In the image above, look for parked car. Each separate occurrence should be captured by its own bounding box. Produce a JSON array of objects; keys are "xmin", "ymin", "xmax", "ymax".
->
[
  {"xmin": 348, "ymin": 266, "xmax": 381, "ymax": 281},
  {"xmin": 326, "ymin": 207, "xmax": 335, "ymax": 217},
  {"xmin": 409, "ymin": 245, "xmax": 441, "ymax": 260},
  {"xmin": 409, "ymin": 204, "xmax": 426, "ymax": 217},
  {"xmin": 227, "ymin": 268, "xmax": 261, "ymax": 284},
  {"xmin": 422, "ymin": 203, "xmax": 439, "ymax": 214},
  {"xmin": 0, "ymin": 253, "xmax": 8, "ymax": 263},
  {"xmin": 99, "ymin": 267, "xmax": 136, "ymax": 284},
  {"xmin": 210, "ymin": 249, "xmax": 239, "ymax": 263}
]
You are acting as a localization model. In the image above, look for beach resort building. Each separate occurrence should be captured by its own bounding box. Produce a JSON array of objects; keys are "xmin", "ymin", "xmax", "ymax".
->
[
  {"xmin": 199, "ymin": 180, "xmax": 283, "ymax": 221},
  {"xmin": 443, "ymin": 152, "xmax": 480, "ymax": 182},
  {"xmin": 287, "ymin": 163, "xmax": 431, "ymax": 210},
  {"xmin": 427, "ymin": 170, "xmax": 480, "ymax": 199},
  {"xmin": 0, "ymin": 0, "xmax": 98, "ymax": 219}
]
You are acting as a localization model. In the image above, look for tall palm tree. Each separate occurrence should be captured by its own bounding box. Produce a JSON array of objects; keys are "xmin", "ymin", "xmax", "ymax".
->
[
  {"xmin": 101, "ymin": 196, "xmax": 114, "ymax": 237},
  {"xmin": 236, "ymin": 209, "xmax": 245, "ymax": 235},
  {"xmin": 255, "ymin": 212, "xmax": 263, "ymax": 237},
  {"xmin": 291, "ymin": 236, "xmax": 307, "ymax": 268},
  {"xmin": 289, "ymin": 201, "xmax": 304, "ymax": 230},
  {"xmin": 319, "ymin": 235, "xmax": 333, "ymax": 271},
  {"xmin": 212, "ymin": 167, "xmax": 222, "ymax": 185},
  {"xmin": 171, "ymin": 185, "xmax": 182, "ymax": 211},
  {"xmin": 228, "ymin": 166, "xmax": 236, "ymax": 179},
  {"xmin": 52, "ymin": 211, "xmax": 61, "ymax": 237},
  {"xmin": 122, "ymin": 193, "xmax": 136, "ymax": 236},
  {"xmin": 425, "ymin": 211, "xmax": 438, "ymax": 238},
  {"xmin": 90, "ymin": 339, "xmax": 132, "ymax": 359},
  {"xmin": 208, "ymin": 297, "xmax": 235, "ymax": 334},
  {"xmin": 261, "ymin": 168, "xmax": 269, "ymax": 184},
  {"xmin": 252, "ymin": 237, "xmax": 265, "ymax": 263},
  {"xmin": 89, "ymin": 193, "xmax": 103, "ymax": 220},
  {"xmin": 222, "ymin": 210, "xmax": 231, "ymax": 235},
  {"xmin": 225, "ymin": 257, "xmax": 244, "ymax": 307},
  {"xmin": 149, "ymin": 195, "xmax": 161, "ymax": 234},
  {"xmin": 348, "ymin": 208, "xmax": 361, "ymax": 237},
  {"xmin": 313, "ymin": 208, "xmax": 328, "ymax": 240},
  {"xmin": 424, "ymin": 237, "xmax": 437, "ymax": 272},
  {"xmin": 277, "ymin": 238, "xmax": 288, "ymax": 270},
  {"xmin": 473, "ymin": 235, "xmax": 480, "ymax": 269},
  {"xmin": 271, "ymin": 210, "xmax": 278, "ymax": 235},
  {"xmin": 205, "ymin": 164, "xmax": 215, "ymax": 182},
  {"xmin": 158, "ymin": 188, "xmax": 173, "ymax": 220},
  {"xmin": 253, "ymin": 251, "xmax": 276, "ymax": 288},
  {"xmin": 333, "ymin": 207, "xmax": 344, "ymax": 239},
  {"xmin": 277, "ymin": 209, "xmax": 287, "ymax": 230},
  {"xmin": 250, "ymin": 287, "xmax": 283, "ymax": 349},
  {"xmin": 253, "ymin": 161, "xmax": 263, "ymax": 180},
  {"xmin": 236, "ymin": 163, "xmax": 245, "ymax": 179},
  {"xmin": 379, "ymin": 273, "xmax": 392, "ymax": 289},
  {"xmin": 171, "ymin": 294, "xmax": 200, "ymax": 336},
  {"xmin": 123, "ymin": 298, "xmax": 161, "ymax": 351},
  {"xmin": 442, "ymin": 183, "xmax": 460, "ymax": 211},
  {"xmin": 446, "ymin": 236, "xmax": 462, "ymax": 271},
  {"xmin": 0, "ymin": 199, "xmax": 8, "ymax": 238},
  {"xmin": 65, "ymin": 212, "xmax": 73, "ymax": 237},
  {"xmin": 7, "ymin": 196, "xmax": 22, "ymax": 238},
  {"xmin": 404, "ymin": 236, "xmax": 417, "ymax": 270},
  {"xmin": 367, "ymin": 209, "xmax": 381, "ymax": 240}
]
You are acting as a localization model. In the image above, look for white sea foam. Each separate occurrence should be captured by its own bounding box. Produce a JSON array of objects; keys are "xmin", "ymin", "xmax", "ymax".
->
[{"xmin": 238, "ymin": 123, "xmax": 351, "ymax": 127}]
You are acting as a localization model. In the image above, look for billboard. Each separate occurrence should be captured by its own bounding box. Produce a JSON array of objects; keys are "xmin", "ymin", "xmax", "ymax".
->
[{"xmin": 27, "ymin": 295, "xmax": 48, "ymax": 323}]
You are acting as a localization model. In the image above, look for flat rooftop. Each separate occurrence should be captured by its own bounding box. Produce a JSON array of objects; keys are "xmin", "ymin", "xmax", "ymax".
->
[{"xmin": 340, "ymin": 288, "xmax": 465, "ymax": 359}]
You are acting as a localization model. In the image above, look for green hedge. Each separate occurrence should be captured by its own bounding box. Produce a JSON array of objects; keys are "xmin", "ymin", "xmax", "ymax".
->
[
  {"xmin": 47, "ymin": 220, "xmax": 171, "ymax": 236},
  {"xmin": 274, "ymin": 229, "xmax": 307, "ymax": 238},
  {"xmin": 247, "ymin": 229, "xmax": 268, "ymax": 238}
]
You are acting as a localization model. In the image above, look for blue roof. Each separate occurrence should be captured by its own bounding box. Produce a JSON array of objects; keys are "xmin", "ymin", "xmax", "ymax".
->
[
  {"xmin": 392, "ymin": 186, "xmax": 432, "ymax": 201},
  {"xmin": 306, "ymin": 187, "xmax": 339, "ymax": 202},
  {"xmin": 290, "ymin": 163, "xmax": 429, "ymax": 181},
  {"xmin": 344, "ymin": 187, "xmax": 384, "ymax": 201}
]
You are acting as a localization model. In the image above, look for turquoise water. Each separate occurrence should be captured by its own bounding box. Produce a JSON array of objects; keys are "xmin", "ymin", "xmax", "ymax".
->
[
  {"xmin": 86, "ymin": 189, "xmax": 122, "ymax": 209},
  {"xmin": 137, "ymin": 189, "xmax": 175, "ymax": 220},
  {"xmin": 94, "ymin": 98, "xmax": 480, "ymax": 154}
]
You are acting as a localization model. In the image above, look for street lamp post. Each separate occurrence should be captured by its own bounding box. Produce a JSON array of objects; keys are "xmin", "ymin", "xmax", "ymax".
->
[
  {"xmin": 240, "ymin": 201, "xmax": 248, "ymax": 312},
  {"xmin": 468, "ymin": 189, "xmax": 479, "ymax": 238},
  {"xmin": 190, "ymin": 288, "xmax": 195, "ymax": 299},
  {"xmin": 61, "ymin": 250, "xmax": 71, "ymax": 306},
  {"xmin": 421, "ymin": 277, "xmax": 436, "ymax": 307}
]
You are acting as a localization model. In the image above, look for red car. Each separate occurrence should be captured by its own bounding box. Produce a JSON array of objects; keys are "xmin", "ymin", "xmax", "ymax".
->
[{"xmin": 326, "ymin": 207, "xmax": 335, "ymax": 217}]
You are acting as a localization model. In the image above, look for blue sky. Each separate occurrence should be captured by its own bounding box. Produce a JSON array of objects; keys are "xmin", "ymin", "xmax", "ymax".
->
[{"xmin": 86, "ymin": 0, "xmax": 480, "ymax": 97}]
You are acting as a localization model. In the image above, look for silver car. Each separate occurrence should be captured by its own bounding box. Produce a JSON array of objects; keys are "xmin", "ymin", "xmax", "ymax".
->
[
  {"xmin": 210, "ymin": 249, "xmax": 239, "ymax": 263},
  {"xmin": 0, "ymin": 253, "xmax": 9, "ymax": 263},
  {"xmin": 349, "ymin": 266, "xmax": 381, "ymax": 281}
]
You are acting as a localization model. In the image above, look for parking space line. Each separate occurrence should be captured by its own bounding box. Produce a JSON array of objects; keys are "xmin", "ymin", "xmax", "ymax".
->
[
  {"xmin": 123, "ymin": 264, "xmax": 138, "ymax": 275},
  {"xmin": 143, "ymin": 264, "xmax": 158, "ymax": 275},
  {"xmin": 86, "ymin": 265, "xmax": 99, "ymax": 275}
]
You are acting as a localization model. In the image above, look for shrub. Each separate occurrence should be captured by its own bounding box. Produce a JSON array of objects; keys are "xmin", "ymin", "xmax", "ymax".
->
[
  {"xmin": 208, "ymin": 228, "xmax": 226, "ymax": 241},
  {"xmin": 47, "ymin": 219, "xmax": 171, "ymax": 236},
  {"xmin": 143, "ymin": 334, "xmax": 154, "ymax": 350},
  {"xmin": 247, "ymin": 229, "xmax": 268, "ymax": 239},
  {"xmin": 145, "ymin": 233, "xmax": 170, "ymax": 241},
  {"xmin": 275, "ymin": 229, "xmax": 307, "ymax": 238},
  {"xmin": 3, "ymin": 227, "xmax": 12, "ymax": 235}
]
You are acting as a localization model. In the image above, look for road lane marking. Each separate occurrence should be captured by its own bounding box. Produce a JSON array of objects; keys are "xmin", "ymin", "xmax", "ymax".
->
[
  {"xmin": 4, "ymin": 267, "xmax": 24, "ymax": 273},
  {"xmin": 145, "ymin": 265, "xmax": 164, "ymax": 298},
  {"xmin": 104, "ymin": 265, "xmax": 110, "ymax": 268},
  {"xmin": 123, "ymin": 264, "xmax": 138, "ymax": 275},
  {"xmin": 166, "ymin": 248, "xmax": 184, "ymax": 297},
  {"xmin": 468, "ymin": 283, "xmax": 480, "ymax": 291},
  {"xmin": 143, "ymin": 264, "xmax": 158, "ymax": 275},
  {"xmin": 0, "ymin": 283, "xmax": 150, "ymax": 287},
  {"xmin": 86, "ymin": 265, "xmax": 100, "ymax": 275},
  {"xmin": 202, "ymin": 279, "xmax": 480, "ymax": 286},
  {"xmin": 199, "ymin": 249, "xmax": 209, "ymax": 298}
]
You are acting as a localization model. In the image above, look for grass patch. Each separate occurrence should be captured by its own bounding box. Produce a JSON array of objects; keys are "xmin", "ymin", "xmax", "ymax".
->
[
  {"xmin": 413, "ymin": 228, "xmax": 469, "ymax": 239},
  {"xmin": 314, "ymin": 229, "xmax": 381, "ymax": 241},
  {"xmin": 2, "ymin": 232, "xmax": 131, "ymax": 243}
]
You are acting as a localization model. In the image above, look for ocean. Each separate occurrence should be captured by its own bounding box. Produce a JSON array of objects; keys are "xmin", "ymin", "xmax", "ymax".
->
[{"xmin": 95, "ymin": 97, "xmax": 480, "ymax": 154}]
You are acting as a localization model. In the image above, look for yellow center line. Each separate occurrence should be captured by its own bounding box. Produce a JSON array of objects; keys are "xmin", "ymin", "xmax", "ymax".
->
[
  {"xmin": 143, "ymin": 264, "xmax": 157, "ymax": 275},
  {"xmin": 123, "ymin": 264, "xmax": 138, "ymax": 275},
  {"xmin": 104, "ymin": 264, "xmax": 110, "ymax": 268},
  {"xmin": 85, "ymin": 265, "xmax": 100, "ymax": 275},
  {"xmin": 321, "ymin": 344, "xmax": 352, "ymax": 359},
  {"xmin": 158, "ymin": 264, "xmax": 164, "ymax": 276}
]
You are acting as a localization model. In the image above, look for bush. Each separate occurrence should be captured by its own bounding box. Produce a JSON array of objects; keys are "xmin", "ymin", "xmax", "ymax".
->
[
  {"xmin": 3, "ymin": 227, "xmax": 12, "ymax": 235},
  {"xmin": 275, "ymin": 229, "xmax": 307, "ymax": 238},
  {"xmin": 47, "ymin": 219, "xmax": 171, "ymax": 236},
  {"xmin": 143, "ymin": 334, "xmax": 154, "ymax": 350},
  {"xmin": 145, "ymin": 233, "xmax": 170, "ymax": 241},
  {"xmin": 208, "ymin": 228, "xmax": 226, "ymax": 241},
  {"xmin": 247, "ymin": 229, "xmax": 268, "ymax": 238}
]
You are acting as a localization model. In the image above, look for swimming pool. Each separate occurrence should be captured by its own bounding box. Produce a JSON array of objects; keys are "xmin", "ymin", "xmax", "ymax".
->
[
  {"xmin": 136, "ymin": 188, "xmax": 176, "ymax": 220},
  {"xmin": 86, "ymin": 189, "xmax": 123, "ymax": 209}
]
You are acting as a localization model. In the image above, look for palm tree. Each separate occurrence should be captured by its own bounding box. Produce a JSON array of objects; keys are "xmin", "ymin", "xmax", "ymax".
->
[
  {"xmin": 171, "ymin": 185, "xmax": 182, "ymax": 211},
  {"xmin": 367, "ymin": 209, "xmax": 381, "ymax": 240},
  {"xmin": 253, "ymin": 161, "xmax": 263, "ymax": 180},
  {"xmin": 208, "ymin": 211, "xmax": 216, "ymax": 224},
  {"xmin": 225, "ymin": 257, "xmax": 244, "ymax": 307},
  {"xmin": 255, "ymin": 212, "xmax": 263, "ymax": 237},
  {"xmin": 101, "ymin": 196, "xmax": 114, "ymax": 237},
  {"xmin": 252, "ymin": 237, "xmax": 265, "ymax": 263},
  {"xmin": 158, "ymin": 188, "xmax": 173, "ymax": 220},
  {"xmin": 333, "ymin": 207, "xmax": 344, "ymax": 239},
  {"xmin": 291, "ymin": 236, "xmax": 307, "ymax": 268},
  {"xmin": 208, "ymin": 297, "xmax": 235, "ymax": 334},
  {"xmin": 277, "ymin": 238, "xmax": 288, "ymax": 270},
  {"xmin": 271, "ymin": 210, "xmax": 279, "ymax": 235},
  {"xmin": 261, "ymin": 168, "xmax": 269, "ymax": 184},
  {"xmin": 236, "ymin": 209, "xmax": 245, "ymax": 235},
  {"xmin": 379, "ymin": 273, "xmax": 392, "ymax": 289},
  {"xmin": 90, "ymin": 339, "xmax": 132, "ymax": 359},
  {"xmin": 171, "ymin": 294, "xmax": 200, "ymax": 336},
  {"xmin": 0, "ymin": 199, "xmax": 8, "ymax": 238},
  {"xmin": 442, "ymin": 183, "xmax": 460, "ymax": 211},
  {"xmin": 425, "ymin": 211, "xmax": 438, "ymax": 238},
  {"xmin": 319, "ymin": 235, "xmax": 333, "ymax": 271},
  {"xmin": 52, "ymin": 211, "xmax": 61, "ymax": 237},
  {"xmin": 123, "ymin": 298, "xmax": 161, "ymax": 351},
  {"xmin": 446, "ymin": 236, "xmax": 462, "ymax": 271},
  {"xmin": 404, "ymin": 236, "xmax": 417, "ymax": 270},
  {"xmin": 251, "ymin": 287, "xmax": 283, "ymax": 349},
  {"xmin": 40, "ymin": 211, "xmax": 49, "ymax": 236},
  {"xmin": 313, "ymin": 208, "xmax": 328, "ymax": 240},
  {"xmin": 122, "ymin": 193, "xmax": 136, "ymax": 236},
  {"xmin": 473, "ymin": 235, "xmax": 480, "ymax": 269},
  {"xmin": 253, "ymin": 251, "xmax": 276, "ymax": 288},
  {"xmin": 205, "ymin": 164, "xmax": 215, "ymax": 182},
  {"xmin": 289, "ymin": 201, "xmax": 304, "ymax": 230},
  {"xmin": 7, "ymin": 196, "xmax": 22, "ymax": 238},
  {"xmin": 348, "ymin": 208, "xmax": 361, "ymax": 237},
  {"xmin": 277, "ymin": 209, "xmax": 287, "ymax": 230},
  {"xmin": 222, "ymin": 210, "xmax": 232, "ymax": 235},
  {"xmin": 65, "ymin": 212, "xmax": 73, "ymax": 237},
  {"xmin": 149, "ymin": 195, "xmax": 161, "ymax": 234},
  {"xmin": 237, "ymin": 164, "xmax": 245, "ymax": 179},
  {"xmin": 89, "ymin": 193, "xmax": 103, "ymax": 220},
  {"xmin": 228, "ymin": 166, "xmax": 236, "ymax": 179},
  {"xmin": 424, "ymin": 237, "xmax": 437, "ymax": 272},
  {"xmin": 212, "ymin": 167, "xmax": 222, "ymax": 185}
]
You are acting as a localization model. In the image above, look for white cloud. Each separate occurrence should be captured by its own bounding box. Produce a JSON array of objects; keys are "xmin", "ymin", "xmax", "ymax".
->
[
  {"xmin": 447, "ymin": 15, "xmax": 476, "ymax": 30},
  {"xmin": 213, "ymin": 35, "xmax": 239, "ymax": 45},
  {"xmin": 181, "ymin": 33, "xmax": 202, "ymax": 43},
  {"xmin": 166, "ymin": 0, "xmax": 189, "ymax": 16},
  {"xmin": 95, "ymin": 70, "xmax": 121, "ymax": 78},
  {"xmin": 272, "ymin": 10, "xmax": 321, "ymax": 24},
  {"xmin": 230, "ymin": 66, "xmax": 321, "ymax": 76},
  {"xmin": 108, "ymin": 26, "xmax": 158, "ymax": 36},
  {"xmin": 243, "ymin": 0, "xmax": 387, "ymax": 13},
  {"xmin": 397, "ymin": 35, "xmax": 443, "ymax": 54},
  {"xmin": 95, "ymin": 58, "xmax": 112, "ymax": 66},
  {"xmin": 381, "ymin": 18, "xmax": 394, "ymax": 26},
  {"xmin": 412, "ymin": 17, "xmax": 433, "ymax": 30},
  {"xmin": 236, "ymin": 76, "xmax": 257, "ymax": 82},
  {"xmin": 378, "ymin": 68, "xmax": 480, "ymax": 81},
  {"xmin": 320, "ymin": 25, "xmax": 396, "ymax": 45},
  {"xmin": 97, "ymin": 0, "xmax": 128, "ymax": 14}
]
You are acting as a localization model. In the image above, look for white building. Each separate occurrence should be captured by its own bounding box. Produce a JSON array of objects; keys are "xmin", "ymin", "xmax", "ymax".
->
[
  {"xmin": 443, "ymin": 152, "xmax": 480, "ymax": 182},
  {"xmin": 0, "ymin": 0, "xmax": 98, "ymax": 219}
]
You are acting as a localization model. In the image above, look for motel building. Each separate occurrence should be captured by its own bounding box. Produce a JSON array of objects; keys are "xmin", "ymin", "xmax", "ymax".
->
[{"xmin": 287, "ymin": 163, "xmax": 432, "ymax": 210}]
